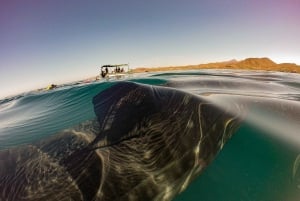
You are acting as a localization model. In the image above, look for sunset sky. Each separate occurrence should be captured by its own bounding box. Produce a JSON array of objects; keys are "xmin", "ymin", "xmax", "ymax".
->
[{"xmin": 1, "ymin": 0, "xmax": 300, "ymax": 98}]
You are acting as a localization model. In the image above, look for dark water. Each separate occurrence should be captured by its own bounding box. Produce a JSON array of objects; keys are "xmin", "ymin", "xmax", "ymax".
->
[{"xmin": 0, "ymin": 70, "xmax": 300, "ymax": 200}]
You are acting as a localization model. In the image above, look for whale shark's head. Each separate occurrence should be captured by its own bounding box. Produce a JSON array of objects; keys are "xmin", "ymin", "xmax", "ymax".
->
[{"xmin": 92, "ymin": 81, "xmax": 241, "ymax": 155}]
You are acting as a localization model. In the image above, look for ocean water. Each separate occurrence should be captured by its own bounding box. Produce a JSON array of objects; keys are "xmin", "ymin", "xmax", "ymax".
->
[{"xmin": 0, "ymin": 70, "xmax": 300, "ymax": 200}]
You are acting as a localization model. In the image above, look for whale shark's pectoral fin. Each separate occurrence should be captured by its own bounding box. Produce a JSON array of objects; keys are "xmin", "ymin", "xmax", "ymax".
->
[{"xmin": 61, "ymin": 147, "xmax": 102, "ymax": 201}]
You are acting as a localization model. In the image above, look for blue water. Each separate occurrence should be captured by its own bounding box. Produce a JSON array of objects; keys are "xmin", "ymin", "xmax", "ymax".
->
[{"xmin": 0, "ymin": 70, "xmax": 300, "ymax": 200}]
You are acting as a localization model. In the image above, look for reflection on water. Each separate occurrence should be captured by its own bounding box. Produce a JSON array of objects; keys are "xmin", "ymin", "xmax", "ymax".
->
[{"xmin": 163, "ymin": 71, "xmax": 300, "ymax": 201}]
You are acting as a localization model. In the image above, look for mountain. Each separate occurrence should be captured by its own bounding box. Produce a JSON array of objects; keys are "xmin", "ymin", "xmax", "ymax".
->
[{"xmin": 235, "ymin": 57, "xmax": 277, "ymax": 68}]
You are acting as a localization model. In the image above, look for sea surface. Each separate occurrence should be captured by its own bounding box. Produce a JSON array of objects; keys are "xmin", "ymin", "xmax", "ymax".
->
[{"xmin": 0, "ymin": 70, "xmax": 300, "ymax": 201}]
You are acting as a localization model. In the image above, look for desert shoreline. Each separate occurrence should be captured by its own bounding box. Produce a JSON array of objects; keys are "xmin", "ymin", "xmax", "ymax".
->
[{"xmin": 130, "ymin": 58, "xmax": 300, "ymax": 74}]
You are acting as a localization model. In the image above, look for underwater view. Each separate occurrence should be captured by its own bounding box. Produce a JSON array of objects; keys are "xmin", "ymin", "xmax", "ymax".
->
[{"xmin": 0, "ymin": 70, "xmax": 300, "ymax": 201}]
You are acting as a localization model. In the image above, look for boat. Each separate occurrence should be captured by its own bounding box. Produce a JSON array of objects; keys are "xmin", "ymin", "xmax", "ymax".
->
[{"xmin": 100, "ymin": 64, "xmax": 130, "ymax": 79}]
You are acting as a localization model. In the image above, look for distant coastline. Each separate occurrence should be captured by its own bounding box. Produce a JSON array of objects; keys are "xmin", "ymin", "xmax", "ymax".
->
[{"xmin": 130, "ymin": 58, "xmax": 300, "ymax": 74}]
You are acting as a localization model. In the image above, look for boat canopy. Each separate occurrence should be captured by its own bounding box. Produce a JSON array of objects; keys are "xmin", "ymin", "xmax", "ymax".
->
[{"xmin": 101, "ymin": 64, "xmax": 128, "ymax": 69}]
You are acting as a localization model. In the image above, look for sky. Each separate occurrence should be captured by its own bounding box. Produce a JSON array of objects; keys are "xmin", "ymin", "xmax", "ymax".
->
[{"xmin": 0, "ymin": 0, "xmax": 300, "ymax": 98}]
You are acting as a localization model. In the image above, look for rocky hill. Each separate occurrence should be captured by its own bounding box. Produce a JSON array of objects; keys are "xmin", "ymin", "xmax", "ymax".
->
[{"xmin": 235, "ymin": 57, "xmax": 276, "ymax": 68}]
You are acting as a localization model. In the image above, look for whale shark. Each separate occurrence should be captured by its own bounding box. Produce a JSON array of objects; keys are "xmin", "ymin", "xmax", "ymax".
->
[{"xmin": 0, "ymin": 82, "xmax": 243, "ymax": 201}]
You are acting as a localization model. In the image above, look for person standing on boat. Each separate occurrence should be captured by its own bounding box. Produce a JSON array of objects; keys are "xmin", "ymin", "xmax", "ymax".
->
[{"xmin": 101, "ymin": 69, "xmax": 106, "ymax": 78}]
